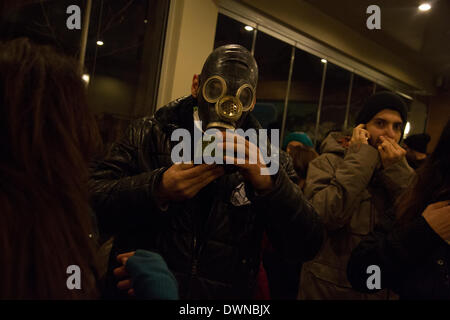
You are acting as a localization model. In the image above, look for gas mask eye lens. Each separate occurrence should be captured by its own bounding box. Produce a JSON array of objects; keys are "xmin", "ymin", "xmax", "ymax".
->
[
  {"xmin": 237, "ymin": 84, "xmax": 254, "ymax": 111},
  {"xmin": 203, "ymin": 76, "xmax": 226, "ymax": 103}
]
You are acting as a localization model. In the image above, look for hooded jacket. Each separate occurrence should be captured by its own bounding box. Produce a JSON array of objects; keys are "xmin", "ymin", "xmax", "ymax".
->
[
  {"xmin": 298, "ymin": 131, "xmax": 414, "ymax": 300},
  {"xmin": 89, "ymin": 96, "xmax": 324, "ymax": 299}
]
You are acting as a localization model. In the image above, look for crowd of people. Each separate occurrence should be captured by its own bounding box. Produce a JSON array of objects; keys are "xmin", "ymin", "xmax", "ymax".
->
[{"xmin": 0, "ymin": 36, "xmax": 449, "ymax": 300}]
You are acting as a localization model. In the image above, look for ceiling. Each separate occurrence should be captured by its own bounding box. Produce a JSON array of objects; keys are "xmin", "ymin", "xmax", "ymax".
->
[{"xmin": 302, "ymin": 0, "xmax": 450, "ymax": 80}]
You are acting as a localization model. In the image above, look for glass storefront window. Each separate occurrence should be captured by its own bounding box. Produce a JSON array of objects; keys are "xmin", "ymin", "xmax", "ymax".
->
[
  {"xmin": 347, "ymin": 74, "xmax": 375, "ymax": 129},
  {"xmin": 1, "ymin": 0, "xmax": 169, "ymax": 153},
  {"xmin": 318, "ymin": 62, "xmax": 352, "ymax": 143},
  {"xmin": 85, "ymin": 0, "xmax": 168, "ymax": 118},
  {"xmin": 283, "ymin": 49, "xmax": 323, "ymax": 148},
  {"xmin": 251, "ymin": 31, "xmax": 292, "ymax": 132},
  {"xmin": 214, "ymin": 13, "xmax": 254, "ymax": 51},
  {"xmin": 1, "ymin": 0, "xmax": 84, "ymax": 56}
]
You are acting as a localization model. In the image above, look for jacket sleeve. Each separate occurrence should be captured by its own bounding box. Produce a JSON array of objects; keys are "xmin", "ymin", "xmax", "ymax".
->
[
  {"xmin": 89, "ymin": 119, "xmax": 167, "ymax": 235},
  {"xmin": 346, "ymin": 214, "xmax": 446, "ymax": 294},
  {"xmin": 377, "ymin": 157, "xmax": 415, "ymax": 201},
  {"xmin": 251, "ymin": 151, "xmax": 324, "ymax": 264},
  {"xmin": 303, "ymin": 144, "xmax": 379, "ymax": 230}
]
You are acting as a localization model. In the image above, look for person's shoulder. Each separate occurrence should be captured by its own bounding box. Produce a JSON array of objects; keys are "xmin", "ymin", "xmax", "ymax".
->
[
  {"xmin": 127, "ymin": 95, "xmax": 194, "ymax": 136},
  {"xmin": 154, "ymin": 95, "xmax": 194, "ymax": 127}
]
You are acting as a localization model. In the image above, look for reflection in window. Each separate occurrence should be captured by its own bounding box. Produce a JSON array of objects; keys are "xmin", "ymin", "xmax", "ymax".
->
[
  {"xmin": 214, "ymin": 13, "xmax": 254, "ymax": 51},
  {"xmin": 85, "ymin": 0, "xmax": 168, "ymax": 117},
  {"xmin": 283, "ymin": 49, "xmax": 323, "ymax": 148},
  {"xmin": 0, "ymin": 0, "xmax": 84, "ymax": 56},
  {"xmin": 84, "ymin": 0, "xmax": 169, "ymax": 152},
  {"xmin": 318, "ymin": 62, "xmax": 352, "ymax": 144},
  {"xmin": 252, "ymin": 31, "xmax": 292, "ymax": 132},
  {"xmin": 2, "ymin": 1, "xmax": 169, "ymax": 153}
]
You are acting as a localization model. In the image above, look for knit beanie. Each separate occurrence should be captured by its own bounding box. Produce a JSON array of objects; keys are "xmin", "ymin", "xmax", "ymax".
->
[
  {"xmin": 283, "ymin": 132, "xmax": 314, "ymax": 149},
  {"xmin": 404, "ymin": 133, "xmax": 431, "ymax": 153},
  {"xmin": 355, "ymin": 91, "xmax": 408, "ymax": 126}
]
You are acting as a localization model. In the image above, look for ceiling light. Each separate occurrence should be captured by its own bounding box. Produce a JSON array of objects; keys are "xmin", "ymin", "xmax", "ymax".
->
[
  {"xmin": 244, "ymin": 25, "xmax": 254, "ymax": 31},
  {"xmin": 96, "ymin": 40, "xmax": 104, "ymax": 46},
  {"xmin": 418, "ymin": 3, "xmax": 431, "ymax": 11},
  {"xmin": 82, "ymin": 74, "xmax": 90, "ymax": 84},
  {"xmin": 321, "ymin": 59, "xmax": 327, "ymax": 64}
]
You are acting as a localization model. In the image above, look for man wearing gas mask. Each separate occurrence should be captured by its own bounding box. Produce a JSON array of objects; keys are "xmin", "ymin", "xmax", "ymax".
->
[{"xmin": 90, "ymin": 44, "xmax": 323, "ymax": 299}]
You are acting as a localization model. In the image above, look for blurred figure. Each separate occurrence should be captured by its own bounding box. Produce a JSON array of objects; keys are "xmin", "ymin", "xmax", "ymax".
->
[
  {"xmin": 287, "ymin": 144, "xmax": 319, "ymax": 189},
  {"xmin": 347, "ymin": 119, "xmax": 450, "ymax": 299},
  {"xmin": 262, "ymin": 138, "xmax": 319, "ymax": 299},
  {"xmin": 403, "ymin": 133, "xmax": 431, "ymax": 170},
  {"xmin": 0, "ymin": 38, "xmax": 101, "ymax": 299},
  {"xmin": 284, "ymin": 131, "xmax": 314, "ymax": 153}
]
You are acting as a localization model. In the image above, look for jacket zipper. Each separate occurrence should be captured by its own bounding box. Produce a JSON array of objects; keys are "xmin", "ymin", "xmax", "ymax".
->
[{"xmin": 191, "ymin": 236, "xmax": 198, "ymax": 277}]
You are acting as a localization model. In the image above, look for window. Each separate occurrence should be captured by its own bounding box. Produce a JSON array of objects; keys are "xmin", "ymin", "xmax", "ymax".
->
[
  {"xmin": 318, "ymin": 62, "xmax": 352, "ymax": 143},
  {"xmin": 212, "ymin": 12, "xmax": 424, "ymax": 149},
  {"xmin": 347, "ymin": 74, "xmax": 375, "ymax": 128},
  {"xmin": 85, "ymin": 0, "xmax": 168, "ymax": 118},
  {"xmin": 214, "ymin": 13, "xmax": 254, "ymax": 51},
  {"xmin": 252, "ymin": 31, "xmax": 292, "ymax": 132},
  {"xmin": 1, "ymin": 0, "xmax": 169, "ymax": 152},
  {"xmin": 283, "ymin": 49, "xmax": 323, "ymax": 147}
]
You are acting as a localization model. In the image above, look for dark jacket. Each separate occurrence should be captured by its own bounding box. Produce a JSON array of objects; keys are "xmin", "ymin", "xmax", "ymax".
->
[
  {"xmin": 298, "ymin": 132, "xmax": 415, "ymax": 299},
  {"xmin": 347, "ymin": 212, "xmax": 450, "ymax": 299},
  {"xmin": 89, "ymin": 96, "xmax": 324, "ymax": 299}
]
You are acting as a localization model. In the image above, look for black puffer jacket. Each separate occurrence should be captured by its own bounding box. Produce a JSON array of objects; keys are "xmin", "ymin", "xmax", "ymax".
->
[{"xmin": 89, "ymin": 96, "xmax": 323, "ymax": 299}]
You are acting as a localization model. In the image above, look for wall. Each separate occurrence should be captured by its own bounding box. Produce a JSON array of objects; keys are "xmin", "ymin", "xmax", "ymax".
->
[
  {"xmin": 157, "ymin": 0, "xmax": 218, "ymax": 109},
  {"xmin": 426, "ymin": 91, "xmax": 450, "ymax": 153}
]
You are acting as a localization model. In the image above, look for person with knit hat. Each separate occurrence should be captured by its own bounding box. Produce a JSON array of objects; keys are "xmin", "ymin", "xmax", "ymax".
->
[
  {"xmin": 403, "ymin": 133, "xmax": 431, "ymax": 169},
  {"xmin": 284, "ymin": 131, "xmax": 314, "ymax": 152},
  {"xmin": 298, "ymin": 91, "xmax": 415, "ymax": 300}
]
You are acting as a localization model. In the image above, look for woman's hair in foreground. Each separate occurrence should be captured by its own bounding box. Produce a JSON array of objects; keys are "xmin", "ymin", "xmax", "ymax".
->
[
  {"xmin": 396, "ymin": 119, "xmax": 450, "ymax": 225},
  {"xmin": 0, "ymin": 38, "xmax": 101, "ymax": 299}
]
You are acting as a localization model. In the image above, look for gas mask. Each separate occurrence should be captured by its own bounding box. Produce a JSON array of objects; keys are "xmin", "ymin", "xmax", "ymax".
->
[{"xmin": 196, "ymin": 44, "xmax": 258, "ymax": 131}]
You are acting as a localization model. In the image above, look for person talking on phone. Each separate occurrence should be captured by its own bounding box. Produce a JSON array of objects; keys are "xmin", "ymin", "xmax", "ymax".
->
[{"xmin": 298, "ymin": 91, "xmax": 415, "ymax": 300}]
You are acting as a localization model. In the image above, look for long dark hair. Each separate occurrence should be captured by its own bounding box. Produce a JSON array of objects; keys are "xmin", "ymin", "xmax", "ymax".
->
[
  {"xmin": 0, "ymin": 38, "xmax": 101, "ymax": 299},
  {"xmin": 396, "ymin": 119, "xmax": 450, "ymax": 225}
]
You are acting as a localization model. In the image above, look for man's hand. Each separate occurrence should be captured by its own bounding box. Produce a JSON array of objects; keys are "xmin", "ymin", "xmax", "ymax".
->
[
  {"xmin": 158, "ymin": 163, "xmax": 225, "ymax": 205},
  {"xmin": 349, "ymin": 124, "xmax": 370, "ymax": 147},
  {"xmin": 218, "ymin": 132, "xmax": 273, "ymax": 194},
  {"xmin": 378, "ymin": 136, "xmax": 406, "ymax": 168},
  {"xmin": 422, "ymin": 201, "xmax": 450, "ymax": 242},
  {"xmin": 114, "ymin": 251, "xmax": 136, "ymax": 297}
]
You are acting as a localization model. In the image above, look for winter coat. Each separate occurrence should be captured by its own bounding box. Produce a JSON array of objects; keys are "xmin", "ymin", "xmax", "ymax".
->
[
  {"xmin": 347, "ymin": 212, "xmax": 450, "ymax": 299},
  {"xmin": 298, "ymin": 132, "xmax": 415, "ymax": 300},
  {"xmin": 89, "ymin": 95, "xmax": 324, "ymax": 299}
]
